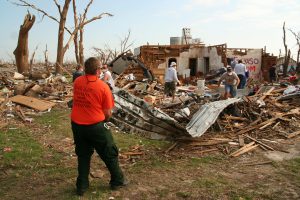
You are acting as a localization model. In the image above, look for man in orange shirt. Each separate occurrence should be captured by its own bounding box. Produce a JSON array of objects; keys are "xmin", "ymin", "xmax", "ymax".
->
[{"xmin": 71, "ymin": 57, "xmax": 126, "ymax": 196}]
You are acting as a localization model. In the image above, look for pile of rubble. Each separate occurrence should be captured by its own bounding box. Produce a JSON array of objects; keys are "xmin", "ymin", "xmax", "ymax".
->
[
  {"xmin": 0, "ymin": 65, "xmax": 72, "ymax": 127},
  {"xmin": 1, "ymin": 62, "xmax": 300, "ymax": 158}
]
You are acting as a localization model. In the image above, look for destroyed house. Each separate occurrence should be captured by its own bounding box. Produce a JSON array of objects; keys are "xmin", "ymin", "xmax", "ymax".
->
[{"xmin": 135, "ymin": 44, "xmax": 276, "ymax": 82}]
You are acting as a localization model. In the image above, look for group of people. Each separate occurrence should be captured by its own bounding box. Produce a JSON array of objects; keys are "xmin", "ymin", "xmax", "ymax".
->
[
  {"xmin": 163, "ymin": 59, "xmax": 249, "ymax": 101},
  {"xmin": 71, "ymin": 58, "xmax": 126, "ymax": 196}
]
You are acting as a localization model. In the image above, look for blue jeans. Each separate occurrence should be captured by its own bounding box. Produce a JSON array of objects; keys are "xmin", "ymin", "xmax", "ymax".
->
[
  {"xmin": 237, "ymin": 74, "xmax": 246, "ymax": 89},
  {"xmin": 225, "ymin": 84, "xmax": 237, "ymax": 97}
]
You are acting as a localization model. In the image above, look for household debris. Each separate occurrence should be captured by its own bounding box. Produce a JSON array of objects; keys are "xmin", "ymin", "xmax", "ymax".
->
[{"xmin": 1, "ymin": 61, "xmax": 300, "ymax": 159}]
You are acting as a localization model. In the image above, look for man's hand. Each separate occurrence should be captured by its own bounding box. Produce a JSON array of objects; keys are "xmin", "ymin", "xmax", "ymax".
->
[{"xmin": 103, "ymin": 108, "xmax": 112, "ymax": 121}]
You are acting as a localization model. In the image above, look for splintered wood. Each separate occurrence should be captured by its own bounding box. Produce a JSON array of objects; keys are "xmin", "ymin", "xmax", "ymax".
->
[{"xmin": 168, "ymin": 85, "xmax": 300, "ymax": 158}]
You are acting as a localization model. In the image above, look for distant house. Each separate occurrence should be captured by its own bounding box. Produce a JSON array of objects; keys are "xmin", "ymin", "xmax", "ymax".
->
[{"xmin": 277, "ymin": 57, "xmax": 297, "ymax": 66}]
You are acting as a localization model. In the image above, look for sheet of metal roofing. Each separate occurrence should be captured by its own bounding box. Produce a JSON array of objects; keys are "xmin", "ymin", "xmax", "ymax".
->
[{"xmin": 186, "ymin": 98, "xmax": 240, "ymax": 137}]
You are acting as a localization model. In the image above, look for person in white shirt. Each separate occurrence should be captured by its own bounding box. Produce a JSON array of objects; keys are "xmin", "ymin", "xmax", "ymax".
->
[
  {"xmin": 234, "ymin": 60, "xmax": 247, "ymax": 89},
  {"xmin": 164, "ymin": 62, "xmax": 180, "ymax": 102},
  {"xmin": 100, "ymin": 64, "xmax": 115, "ymax": 90}
]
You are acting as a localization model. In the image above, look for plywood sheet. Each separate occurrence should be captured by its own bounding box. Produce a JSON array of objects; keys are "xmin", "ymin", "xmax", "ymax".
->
[{"xmin": 10, "ymin": 95, "xmax": 56, "ymax": 111}]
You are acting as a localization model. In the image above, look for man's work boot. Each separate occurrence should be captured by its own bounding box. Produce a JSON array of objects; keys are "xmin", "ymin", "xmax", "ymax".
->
[{"xmin": 110, "ymin": 179, "xmax": 129, "ymax": 190}]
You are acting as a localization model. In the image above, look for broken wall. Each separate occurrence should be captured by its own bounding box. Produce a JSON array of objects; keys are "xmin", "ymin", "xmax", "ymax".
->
[
  {"xmin": 145, "ymin": 46, "xmax": 223, "ymax": 79},
  {"xmin": 203, "ymin": 47, "xmax": 224, "ymax": 71}
]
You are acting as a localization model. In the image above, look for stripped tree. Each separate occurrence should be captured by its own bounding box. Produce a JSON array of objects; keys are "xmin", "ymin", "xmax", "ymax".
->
[
  {"xmin": 72, "ymin": 0, "xmax": 95, "ymax": 66},
  {"xmin": 10, "ymin": 0, "xmax": 112, "ymax": 73},
  {"xmin": 282, "ymin": 22, "xmax": 291, "ymax": 76},
  {"xmin": 288, "ymin": 28, "xmax": 300, "ymax": 72},
  {"xmin": 14, "ymin": 13, "xmax": 35, "ymax": 74},
  {"xmin": 93, "ymin": 30, "xmax": 133, "ymax": 64}
]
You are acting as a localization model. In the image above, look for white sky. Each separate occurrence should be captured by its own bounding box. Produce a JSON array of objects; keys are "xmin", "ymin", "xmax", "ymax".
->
[{"xmin": 0, "ymin": 0, "xmax": 299, "ymax": 62}]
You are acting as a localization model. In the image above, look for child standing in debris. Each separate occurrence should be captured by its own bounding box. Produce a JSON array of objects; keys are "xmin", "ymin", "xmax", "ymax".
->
[
  {"xmin": 218, "ymin": 66, "xmax": 240, "ymax": 99},
  {"xmin": 164, "ymin": 61, "xmax": 180, "ymax": 102}
]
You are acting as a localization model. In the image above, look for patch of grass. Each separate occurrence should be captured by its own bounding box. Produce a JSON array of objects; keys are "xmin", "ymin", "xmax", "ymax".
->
[
  {"xmin": 113, "ymin": 130, "xmax": 169, "ymax": 151},
  {"xmin": 281, "ymin": 158, "xmax": 300, "ymax": 185},
  {"xmin": 186, "ymin": 155, "xmax": 225, "ymax": 167},
  {"xmin": 192, "ymin": 175, "xmax": 235, "ymax": 199},
  {"xmin": 229, "ymin": 192, "xmax": 254, "ymax": 200},
  {"xmin": 34, "ymin": 108, "xmax": 72, "ymax": 138},
  {"xmin": 0, "ymin": 126, "xmax": 76, "ymax": 199},
  {"xmin": 155, "ymin": 188, "xmax": 169, "ymax": 198},
  {"xmin": 0, "ymin": 128, "xmax": 44, "ymax": 168},
  {"xmin": 176, "ymin": 191, "xmax": 191, "ymax": 198}
]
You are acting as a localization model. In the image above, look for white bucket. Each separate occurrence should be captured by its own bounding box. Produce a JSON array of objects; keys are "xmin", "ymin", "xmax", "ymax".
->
[{"xmin": 196, "ymin": 79, "xmax": 205, "ymax": 95}]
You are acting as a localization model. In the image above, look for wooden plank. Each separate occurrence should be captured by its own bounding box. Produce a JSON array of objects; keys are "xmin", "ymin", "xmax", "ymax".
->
[
  {"xmin": 287, "ymin": 130, "xmax": 300, "ymax": 139},
  {"xmin": 165, "ymin": 142, "xmax": 178, "ymax": 153},
  {"xmin": 258, "ymin": 87, "xmax": 275, "ymax": 101},
  {"xmin": 10, "ymin": 95, "xmax": 56, "ymax": 111},
  {"xmin": 272, "ymin": 122, "xmax": 280, "ymax": 129},
  {"xmin": 189, "ymin": 140, "xmax": 232, "ymax": 146},
  {"xmin": 195, "ymin": 148, "xmax": 219, "ymax": 154},
  {"xmin": 230, "ymin": 142, "xmax": 255, "ymax": 157},
  {"xmin": 231, "ymin": 144, "xmax": 258, "ymax": 157},
  {"xmin": 226, "ymin": 115, "xmax": 249, "ymax": 121},
  {"xmin": 259, "ymin": 121, "xmax": 274, "ymax": 130},
  {"xmin": 245, "ymin": 135, "xmax": 275, "ymax": 151}
]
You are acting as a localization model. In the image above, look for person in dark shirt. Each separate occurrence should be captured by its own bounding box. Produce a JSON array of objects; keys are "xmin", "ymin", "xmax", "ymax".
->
[
  {"xmin": 73, "ymin": 64, "xmax": 84, "ymax": 82},
  {"xmin": 269, "ymin": 64, "xmax": 277, "ymax": 83}
]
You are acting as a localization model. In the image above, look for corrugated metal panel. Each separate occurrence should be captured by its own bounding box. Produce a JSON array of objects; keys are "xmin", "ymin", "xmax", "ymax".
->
[
  {"xmin": 186, "ymin": 98, "xmax": 240, "ymax": 137},
  {"xmin": 112, "ymin": 89, "xmax": 187, "ymax": 139}
]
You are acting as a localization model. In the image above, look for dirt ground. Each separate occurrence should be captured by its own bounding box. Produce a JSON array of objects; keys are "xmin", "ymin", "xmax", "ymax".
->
[{"xmin": 0, "ymin": 108, "xmax": 300, "ymax": 200}]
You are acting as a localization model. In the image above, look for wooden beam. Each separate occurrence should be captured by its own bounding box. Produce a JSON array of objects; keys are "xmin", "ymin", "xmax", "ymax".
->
[
  {"xmin": 245, "ymin": 135, "xmax": 275, "ymax": 151},
  {"xmin": 287, "ymin": 130, "xmax": 300, "ymax": 139}
]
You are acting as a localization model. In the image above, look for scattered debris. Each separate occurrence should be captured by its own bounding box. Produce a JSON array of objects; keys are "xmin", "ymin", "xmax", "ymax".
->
[{"xmin": 1, "ymin": 59, "xmax": 299, "ymax": 159}]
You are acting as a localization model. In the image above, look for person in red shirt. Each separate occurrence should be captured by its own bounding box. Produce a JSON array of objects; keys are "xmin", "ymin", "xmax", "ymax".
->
[{"xmin": 71, "ymin": 57, "xmax": 126, "ymax": 196}]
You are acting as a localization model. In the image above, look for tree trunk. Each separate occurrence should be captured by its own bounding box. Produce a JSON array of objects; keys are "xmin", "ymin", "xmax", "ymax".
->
[
  {"xmin": 283, "ymin": 50, "xmax": 290, "ymax": 76},
  {"xmin": 13, "ymin": 14, "xmax": 35, "ymax": 74},
  {"xmin": 55, "ymin": 0, "xmax": 71, "ymax": 74},
  {"xmin": 79, "ymin": 28, "xmax": 84, "ymax": 66},
  {"xmin": 72, "ymin": 0, "xmax": 80, "ymax": 64},
  {"xmin": 282, "ymin": 22, "xmax": 289, "ymax": 77},
  {"xmin": 297, "ymin": 48, "xmax": 300, "ymax": 73}
]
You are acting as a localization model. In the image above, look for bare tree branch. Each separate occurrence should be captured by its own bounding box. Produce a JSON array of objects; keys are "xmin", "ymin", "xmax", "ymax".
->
[
  {"xmin": 29, "ymin": 45, "xmax": 38, "ymax": 75},
  {"xmin": 9, "ymin": 0, "xmax": 72, "ymax": 34},
  {"xmin": 82, "ymin": 0, "xmax": 94, "ymax": 22},
  {"xmin": 52, "ymin": 0, "xmax": 61, "ymax": 15},
  {"xmin": 120, "ymin": 30, "xmax": 133, "ymax": 53},
  {"xmin": 62, "ymin": 12, "xmax": 113, "ymax": 54},
  {"xmin": 288, "ymin": 28, "xmax": 300, "ymax": 64}
]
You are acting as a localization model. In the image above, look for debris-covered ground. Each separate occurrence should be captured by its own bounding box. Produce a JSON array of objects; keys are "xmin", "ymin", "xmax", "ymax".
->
[{"xmin": 0, "ymin": 63, "xmax": 300, "ymax": 199}]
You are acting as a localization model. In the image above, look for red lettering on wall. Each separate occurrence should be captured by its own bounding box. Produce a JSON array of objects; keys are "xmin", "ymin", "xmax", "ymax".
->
[{"xmin": 247, "ymin": 65, "xmax": 256, "ymax": 72}]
